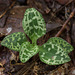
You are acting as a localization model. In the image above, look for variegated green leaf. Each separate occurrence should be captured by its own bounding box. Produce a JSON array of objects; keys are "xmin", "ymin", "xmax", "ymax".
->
[
  {"xmin": 19, "ymin": 42, "xmax": 39, "ymax": 63},
  {"xmin": 1, "ymin": 32, "xmax": 27, "ymax": 51},
  {"xmin": 48, "ymin": 37, "xmax": 73, "ymax": 54},
  {"xmin": 39, "ymin": 37, "xmax": 73, "ymax": 65},
  {"xmin": 22, "ymin": 8, "xmax": 46, "ymax": 44}
]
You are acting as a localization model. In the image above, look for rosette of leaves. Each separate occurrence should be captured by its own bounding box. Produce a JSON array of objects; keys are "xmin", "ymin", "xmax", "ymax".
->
[{"xmin": 1, "ymin": 8, "xmax": 74, "ymax": 65}]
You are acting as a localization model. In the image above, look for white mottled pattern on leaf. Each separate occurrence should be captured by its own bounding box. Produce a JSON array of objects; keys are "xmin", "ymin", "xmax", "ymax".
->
[
  {"xmin": 20, "ymin": 42, "xmax": 39, "ymax": 63},
  {"xmin": 22, "ymin": 8, "xmax": 46, "ymax": 43},
  {"xmin": 39, "ymin": 37, "xmax": 73, "ymax": 65},
  {"xmin": 1, "ymin": 32, "xmax": 27, "ymax": 51}
]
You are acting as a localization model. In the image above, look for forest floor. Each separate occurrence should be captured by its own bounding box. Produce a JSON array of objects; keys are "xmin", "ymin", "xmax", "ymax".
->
[{"xmin": 0, "ymin": 0, "xmax": 75, "ymax": 75}]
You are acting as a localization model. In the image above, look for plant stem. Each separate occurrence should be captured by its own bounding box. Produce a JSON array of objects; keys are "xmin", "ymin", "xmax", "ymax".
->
[{"xmin": 55, "ymin": 8, "xmax": 75, "ymax": 37}]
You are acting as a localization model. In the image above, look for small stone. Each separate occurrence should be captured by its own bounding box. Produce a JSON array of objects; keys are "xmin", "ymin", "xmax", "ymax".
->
[{"xmin": 6, "ymin": 27, "xmax": 12, "ymax": 35}]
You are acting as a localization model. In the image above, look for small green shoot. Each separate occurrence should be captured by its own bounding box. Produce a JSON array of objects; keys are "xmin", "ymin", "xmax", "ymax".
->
[{"xmin": 1, "ymin": 8, "xmax": 74, "ymax": 65}]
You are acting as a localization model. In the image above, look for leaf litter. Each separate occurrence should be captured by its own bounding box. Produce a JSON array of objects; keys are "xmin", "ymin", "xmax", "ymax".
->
[{"xmin": 0, "ymin": 0, "xmax": 75, "ymax": 75}]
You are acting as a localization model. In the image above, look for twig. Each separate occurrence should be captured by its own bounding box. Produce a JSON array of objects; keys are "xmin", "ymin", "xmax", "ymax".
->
[
  {"xmin": 7, "ymin": 72, "xmax": 11, "ymax": 75},
  {"xmin": 55, "ymin": 8, "xmax": 75, "ymax": 37},
  {"xmin": 23, "ymin": 62, "xmax": 35, "ymax": 75},
  {"xmin": 0, "ymin": 1, "xmax": 16, "ymax": 19},
  {"xmin": 47, "ymin": 0, "xmax": 73, "ymax": 24},
  {"xmin": 55, "ymin": 0, "xmax": 73, "ymax": 14},
  {"xmin": 66, "ymin": 26, "xmax": 71, "ymax": 44},
  {"xmin": 15, "ymin": 55, "xmax": 39, "ymax": 75},
  {"xmin": 11, "ymin": 63, "xmax": 25, "ymax": 66}
]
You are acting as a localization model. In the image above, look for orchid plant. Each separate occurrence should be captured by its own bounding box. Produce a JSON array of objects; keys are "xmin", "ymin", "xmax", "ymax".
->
[{"xmin": 1, "ymin": 8, "xmax": 73, "ymax": 65}]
